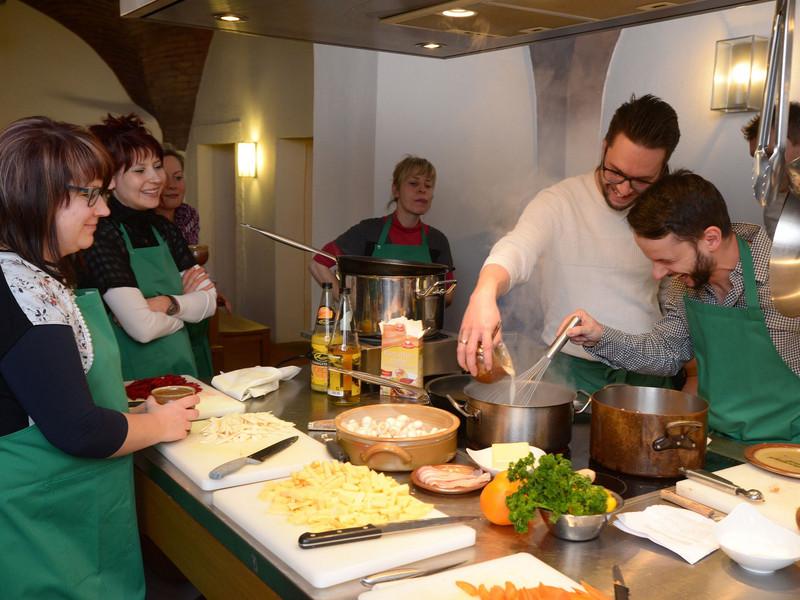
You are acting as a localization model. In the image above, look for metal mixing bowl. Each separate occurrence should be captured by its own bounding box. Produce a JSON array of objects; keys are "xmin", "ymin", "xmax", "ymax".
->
[{"xmin": 537, "ymin": 491, "xmax": 624, "ymax": 541}]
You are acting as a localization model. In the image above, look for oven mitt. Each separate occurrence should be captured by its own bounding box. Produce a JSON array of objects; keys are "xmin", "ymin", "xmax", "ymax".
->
[
  {"xmin": 614, "ymin": 505, "xmax": 718, "ymax": 564},
  {"xmin": 211, "ymin": 365, "xmax": 301, "ymax": 401}
]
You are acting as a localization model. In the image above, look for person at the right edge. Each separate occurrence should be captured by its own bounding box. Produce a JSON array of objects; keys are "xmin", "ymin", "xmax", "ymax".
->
[
  {"xmin": 741, "ymin": 101, "xmax": 800, "ymax": 239},
  {"xmin": 457, "ymin": 94, "xmax": 680, "ymax": 394}
]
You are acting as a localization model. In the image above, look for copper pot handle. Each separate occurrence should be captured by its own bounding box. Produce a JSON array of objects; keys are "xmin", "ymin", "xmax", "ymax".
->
[
  {"xmin": 652, "ymin": 420, "xmax": 703, "ymax": 451},
  {"xmin": 361, "ymin": 442, "xmax": 413, "ymax": 464}
]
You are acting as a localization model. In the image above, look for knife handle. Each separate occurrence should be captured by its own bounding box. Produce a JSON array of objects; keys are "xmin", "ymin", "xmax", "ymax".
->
[
  {"xmin": 299, "ymin": 525, "xmax": 381, "ymax": 548},
  {"xmin": 209, "ymin": 456, "xmax": 257, "ymax": 480},
  {"xmin": 659, "ymin": 489, "xmax": 715, "ymax": 518}
]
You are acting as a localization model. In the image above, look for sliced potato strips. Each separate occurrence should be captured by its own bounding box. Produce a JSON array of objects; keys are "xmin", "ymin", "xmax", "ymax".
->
[
  {"xmin": 258, "ymin": 460, "xmax": 433, "ymax": 531},
  {"xmin": 199, "ymin": 412, "xmax": 295, "ymax": 445}
]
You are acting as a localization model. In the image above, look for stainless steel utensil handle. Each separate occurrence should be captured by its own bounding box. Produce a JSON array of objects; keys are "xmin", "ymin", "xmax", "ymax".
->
[
  {"xmin": 679, "ymin": 467, "xmax": 739, "ymax": 494},
  {"xmin": 546, "ymin": 315, "xmax": 581, "ymax": 360},
  {"xmin": 328, "ymin": 366, "xmax": 430, "ymax": 400},
  {"xmin": 241, "ymin": 223, "xmax": 337, "ymax": 261}
]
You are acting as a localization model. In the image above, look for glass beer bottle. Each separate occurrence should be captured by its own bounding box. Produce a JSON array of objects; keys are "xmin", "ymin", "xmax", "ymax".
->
[
  {"xmin": 310, "ymin": 282, "xmax": 335, "ymax": 392},
  {"xmin": 327, "ymin": 287, "xmax": 361, "ymax": 405}
]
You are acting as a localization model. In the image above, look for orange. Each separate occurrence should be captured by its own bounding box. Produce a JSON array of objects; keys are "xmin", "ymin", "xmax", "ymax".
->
[{"xmin": 479, "ymin": 470, "xmax": 521, "ymax": 526}]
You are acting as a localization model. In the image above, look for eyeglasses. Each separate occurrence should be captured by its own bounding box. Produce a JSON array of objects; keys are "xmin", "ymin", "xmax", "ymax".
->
[
  {"xmin": 66, "ymin": 185, "xmax": 106, "ymax": 207},
  {"xmin": 601, "ymin": 150, "xmax": 663, "ymax": 193}
]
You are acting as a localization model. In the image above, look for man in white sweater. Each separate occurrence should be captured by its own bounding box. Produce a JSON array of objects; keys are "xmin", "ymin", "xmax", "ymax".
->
[{"xmin": 457, "ymin": 94, "xmax": 680, "ymax": 393}]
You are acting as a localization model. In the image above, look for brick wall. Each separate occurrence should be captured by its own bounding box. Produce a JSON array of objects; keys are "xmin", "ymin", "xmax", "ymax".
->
[{"xmin": 22, "ymin": 0, "xmax": 212, "ymax": 149}]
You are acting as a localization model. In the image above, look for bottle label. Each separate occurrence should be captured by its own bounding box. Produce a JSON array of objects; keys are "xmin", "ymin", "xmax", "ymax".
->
[{"xmin": 327, "ymin": 351, "xmax": 361, "ymax": 398}]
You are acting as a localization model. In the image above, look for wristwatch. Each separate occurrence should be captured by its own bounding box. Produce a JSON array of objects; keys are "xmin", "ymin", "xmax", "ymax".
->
[{"xmin": 166, "ymin": 295, "xmax": 180, "ymax": 316}]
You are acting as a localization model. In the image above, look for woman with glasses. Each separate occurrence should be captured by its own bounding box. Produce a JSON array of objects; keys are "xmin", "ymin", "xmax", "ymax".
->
[
  {"xmin": 77, "ymin": 113, "xmax": 217, "ymax": 379},
  {"xmin": 458, "ymin": 94, "xmax": 682, "ymax": 394},
  {"xmin": 0, "ymin": 116, "xmax": 198, "ymax": 598}
]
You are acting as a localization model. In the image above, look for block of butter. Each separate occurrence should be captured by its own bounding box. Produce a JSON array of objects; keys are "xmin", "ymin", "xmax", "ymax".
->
[{"xmin": 492, "ymin": 442, "xmax": 531, "ymax": 471}]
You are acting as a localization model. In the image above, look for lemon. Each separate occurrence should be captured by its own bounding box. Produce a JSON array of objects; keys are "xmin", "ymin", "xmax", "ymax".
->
[{"xmin": 605, "ymin": 491, "xmax": 617, "ymax": 512}]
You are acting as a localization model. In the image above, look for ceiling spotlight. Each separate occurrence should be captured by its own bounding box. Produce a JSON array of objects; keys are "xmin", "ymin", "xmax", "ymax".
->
[
  {"xmin": 416, "ymin": 42, "xmax": 446, "ymax": 49},
  {"xmin": 442, "ymin": 9, "xmax": 476, "ymax": 18},
  {"xmin": 213, "ymin": 13, "xmax": 248, "ymax": 22}
]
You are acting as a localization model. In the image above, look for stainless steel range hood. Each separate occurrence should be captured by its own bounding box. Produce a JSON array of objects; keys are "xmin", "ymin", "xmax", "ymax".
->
[{"xmin": 121, "ymin": 0, "xmax": 769, "ymax": 59}]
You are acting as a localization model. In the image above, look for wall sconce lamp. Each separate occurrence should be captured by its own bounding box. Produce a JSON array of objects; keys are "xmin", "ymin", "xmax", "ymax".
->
[
  {"xmin": 711, "ymin": 35, "xmax": 768, "ymax": 112},
  {"xmin": 237, "ymin": 142, "xmax": 257, "ymax": 178}
]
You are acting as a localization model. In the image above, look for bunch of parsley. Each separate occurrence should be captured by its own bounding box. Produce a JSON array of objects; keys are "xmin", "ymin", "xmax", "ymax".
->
[{"xmin": 505, "ymin": 453, "xmax": 609, "ymax": 534}]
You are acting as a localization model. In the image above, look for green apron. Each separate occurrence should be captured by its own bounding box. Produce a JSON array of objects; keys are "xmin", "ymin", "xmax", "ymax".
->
[
  {"xmin": 685, "ymin": 235, "xmax": 800, "ymax": 443},
  {"xmin": 543, "ymin": 352, "xmax": 675, "ymax": 396},
  {"xmin": 112, "ymin": 224, "xmax": 198, "ymax": 380},
  {"xmin": 186, "ymin": 319, "xmax": 214, "ymax": 378},
  {"xmin": 372, "ymin": 213, "xmax": 433, "ymax": 263},
  {"xmin": 0, "ymin": 288, "xmax": 144, "ymax": 599}
]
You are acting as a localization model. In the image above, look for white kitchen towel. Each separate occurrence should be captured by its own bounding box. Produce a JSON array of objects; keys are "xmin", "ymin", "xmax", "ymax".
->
[
  {"xmin": 614, "ymin": 505, "xmax": 718, "ymax": 564},
  {"xmin": 211, "ymin": 366, "xmax": 301, "ymax": 401}
]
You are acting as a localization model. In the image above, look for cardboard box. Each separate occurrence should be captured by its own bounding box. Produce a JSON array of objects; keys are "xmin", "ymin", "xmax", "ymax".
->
[{"xmin": 379, "ymin": 317, "xmax": 424, "ymax": 400}]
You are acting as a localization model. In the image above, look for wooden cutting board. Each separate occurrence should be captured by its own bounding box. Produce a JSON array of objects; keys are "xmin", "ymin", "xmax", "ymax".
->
[
  {"xmin": 212, "ymin": 482, "xmax": 477, "ymax": 589},
  {"xmin": 156, "ymin": 425, "xmax": 330, "ymax": 491},
  {"xmin": 675, "ymin": 463, "xmax": 800, "ymax": 531},
  {"xmin": 358, "ymin": 552, "xmax": 584, "ymax": 599}
]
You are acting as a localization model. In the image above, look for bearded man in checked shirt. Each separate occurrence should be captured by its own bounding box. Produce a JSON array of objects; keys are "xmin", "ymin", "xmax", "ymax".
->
[{"xmin": 562, "ymin": 169, "xmax": 800, "ymax": 444}]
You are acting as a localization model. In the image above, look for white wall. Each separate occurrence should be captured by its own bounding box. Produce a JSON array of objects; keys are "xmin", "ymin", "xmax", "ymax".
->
[
  {"xmin": 603, "ymin": 2, "xmax": 790, "ymax": 226},
  {"xmin": 188, "ymin": 32, "xmax": 314, "ymax": 332},
  {"xmin": 312, "ymin": 1, "xmax": 792, "ymax": 339},
  {"xmin": 0, "ymin": 0, "xmax": 160, "ymax": 136},
  {"xmin": 312, "ymin": 46, "xmax": 537, "ymax": 331}
]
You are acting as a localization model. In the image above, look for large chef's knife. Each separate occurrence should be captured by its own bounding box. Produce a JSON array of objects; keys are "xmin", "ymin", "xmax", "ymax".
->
[
  {"xmin": 208, "ymin": 435, "xmax": 298, "ymax": 480},
  {"xmin": 298, "ymin": 516, "xmax": 482, "ymax": 549}
]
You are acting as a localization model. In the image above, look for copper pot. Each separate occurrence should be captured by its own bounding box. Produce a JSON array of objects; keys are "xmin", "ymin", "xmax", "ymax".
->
[
  {"xmin": 589, "ymin": 385, "xmax": 708, "ymax": 478},
  {"xmin": 334, "ymin": 404, "xmax": 458, "ymax": 471}
]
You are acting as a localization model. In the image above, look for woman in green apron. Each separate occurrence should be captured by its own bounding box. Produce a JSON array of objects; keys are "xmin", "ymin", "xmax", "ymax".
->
[
  {"xmin": 0, "ymin": 117, "xmax": 199, "ymax": 598},
  {"xmin": 308, "ymin": 155, "xmax": 455, "ymax": 302},
  {"xmin": 78, "ymin": 114, "xmax": 217, "ymax": 380}
]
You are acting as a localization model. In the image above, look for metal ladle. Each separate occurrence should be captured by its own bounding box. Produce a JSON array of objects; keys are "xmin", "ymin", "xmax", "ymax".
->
[{"xmin": 769, "ymin": 157, "xmax": 800, "ymax": 316}]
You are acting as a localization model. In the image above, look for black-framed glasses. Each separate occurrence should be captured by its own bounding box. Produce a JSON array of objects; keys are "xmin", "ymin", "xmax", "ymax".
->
[
  {"xmin": 66, "ymin": 185, "xmax": 106, "ymax": 207},
  {"xmin": 601, "ymin": 150, "xmax": 663, "ymax": 193}
]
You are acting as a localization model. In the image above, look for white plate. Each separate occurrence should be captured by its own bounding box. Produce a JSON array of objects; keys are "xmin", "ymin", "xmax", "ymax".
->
[{"xmin": 466, "ymin": 445, "xmax": 545, "ymax": 477}]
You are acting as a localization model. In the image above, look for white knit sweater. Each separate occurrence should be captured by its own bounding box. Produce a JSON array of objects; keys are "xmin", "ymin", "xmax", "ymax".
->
[{"xmin": 484, "ymin": 170, "xmax": 663, "ymax": 360}]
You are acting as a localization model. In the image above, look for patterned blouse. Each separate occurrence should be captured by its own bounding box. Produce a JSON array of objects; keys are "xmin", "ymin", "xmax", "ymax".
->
[
  {"xmin": 175, "ymin": 203, "xmax": 200, "ymax": 245},
  {"xmin": 0, "ymin": 253, "xmax": 92, "ymax": 372}
]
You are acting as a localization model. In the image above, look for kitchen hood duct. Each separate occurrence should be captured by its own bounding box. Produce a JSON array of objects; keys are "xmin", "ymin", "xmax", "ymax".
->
[{"xmin": 121, "ymin": 0, "xmax": 770, "ymax": 59}]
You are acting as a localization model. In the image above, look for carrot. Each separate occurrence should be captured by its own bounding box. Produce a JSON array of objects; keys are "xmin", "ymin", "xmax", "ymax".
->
[
  {"xmin": 478, "ymin": 584, "xmax": 491, "ymax": 600},
  {"xmin": 579, "ymin": 581, "xmax": 613, "ymax": 600},
  {"xmin": 456, "ymin": 581, "xmax": 478, "ymax": 596},
  {"xmin": 505, "ymin": 581, "xmax": 518, "ymax": 599},
  {"xmin": 489, "ymin": 584, "xmax": 505, "ymax": 600}
]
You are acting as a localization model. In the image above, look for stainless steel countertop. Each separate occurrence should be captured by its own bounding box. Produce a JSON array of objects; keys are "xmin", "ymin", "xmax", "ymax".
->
[{"xmin": 136, "ymin": 368, "xmax": 800, "ymax": 599}]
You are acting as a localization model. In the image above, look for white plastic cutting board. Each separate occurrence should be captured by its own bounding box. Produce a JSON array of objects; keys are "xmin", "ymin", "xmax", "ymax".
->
[
  {"xmin": 127, "ymin": 375, "xmax": 245, "ymax": 421},
  {"xmin": 156, "ymin": 425, "xmax": 330, "ymax": 491},
  {"xmin": 675, "ymin": 463, "xmax": 800, "ymax": 531},
  {"xmin": 212, "ymin": 482, "xmax": 477, "ymax": 589},
  {"xmin": 358, "ymin": 552, "xmax": 584, "ymax": 600}
]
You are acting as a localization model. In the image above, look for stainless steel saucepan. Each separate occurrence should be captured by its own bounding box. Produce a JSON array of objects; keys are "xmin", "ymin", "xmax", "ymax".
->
[{"xmin": 242, "ymin": 224, "xmax": 455, "ymax": 336}]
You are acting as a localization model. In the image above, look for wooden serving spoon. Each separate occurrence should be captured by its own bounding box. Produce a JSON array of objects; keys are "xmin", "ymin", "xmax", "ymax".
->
[{"xmin": 795, "ymin": 506, "xmax": 800, "ymax": 530}]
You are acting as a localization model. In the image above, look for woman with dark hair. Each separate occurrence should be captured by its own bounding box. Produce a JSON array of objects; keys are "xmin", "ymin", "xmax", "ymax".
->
[
  {"xmin": 78, "ymin": 113, "xmax": 217, "ymax": 379},
  {"xmin": 0, "ymin": 116, "xmax": 198, "ymax": 598}
]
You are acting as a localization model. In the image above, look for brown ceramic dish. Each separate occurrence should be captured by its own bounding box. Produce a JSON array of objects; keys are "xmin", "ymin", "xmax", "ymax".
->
[{"xmin": 334, "ymin": 404, "xmax": 459, "ymax": 472}]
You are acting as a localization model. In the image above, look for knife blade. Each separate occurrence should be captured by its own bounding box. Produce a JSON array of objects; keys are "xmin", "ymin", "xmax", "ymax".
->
[
  {"xmin": 298, "ymin": 516, "xmax": 482, "ymax": 549},
  {"xmin": 208, "ymin": 435, "xmax": 298, "ymax": 480},
  {"xmin": 360, "ymin": 559, "xmax": 467, "ymax": 587},
  {"xmin": 613, "ymin": 564, "xmax": 629, "ymax": 600}
]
